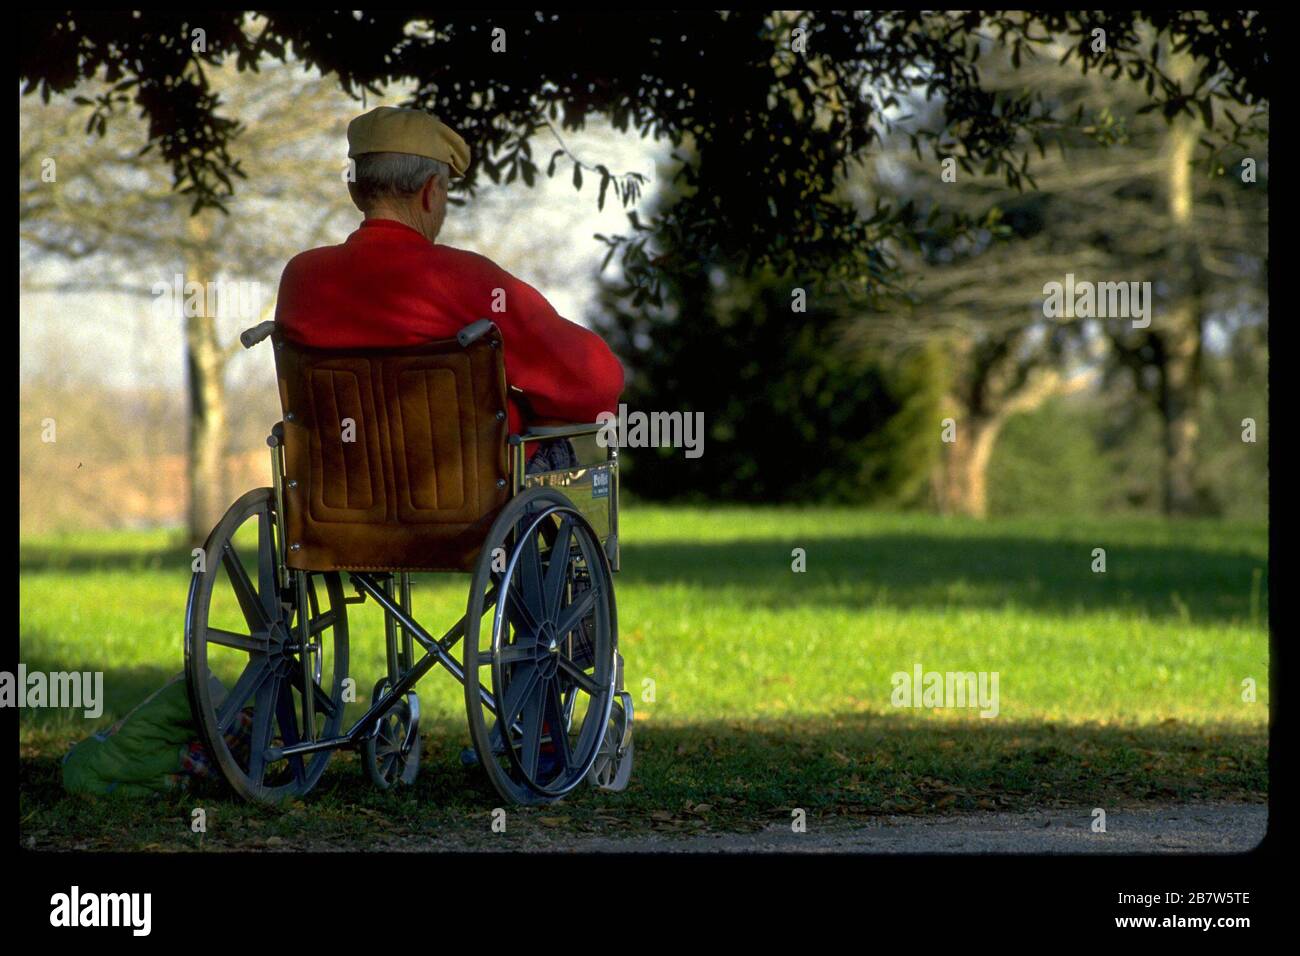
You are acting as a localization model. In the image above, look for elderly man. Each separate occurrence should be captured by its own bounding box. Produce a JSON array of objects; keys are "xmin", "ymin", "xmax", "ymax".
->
[
  {"xmin": 275, "ymin": 106, "xmax": 624, "ymax": 472},
  {"xmin": 278, "ymin": 107, "xmax": 614, "ymax": 771}
]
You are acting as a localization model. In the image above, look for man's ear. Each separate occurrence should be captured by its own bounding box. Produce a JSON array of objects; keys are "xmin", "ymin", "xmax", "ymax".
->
[
  {"xmin": 347, "ymin": 181, "xmax": 367, "ymax": 214},
  {"xmin": 421, "ymin": 175, "xmax": 441, "ymax": 212}
]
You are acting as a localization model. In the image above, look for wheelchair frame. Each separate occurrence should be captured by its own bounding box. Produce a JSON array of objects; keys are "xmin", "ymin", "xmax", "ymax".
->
[
  {"xmin": 261, "ymin": 422, "xmax": 620, "ymax": 765},
  {"xmin": 183, "ymin": 319, "xmax": 633, "ymax": 806}
]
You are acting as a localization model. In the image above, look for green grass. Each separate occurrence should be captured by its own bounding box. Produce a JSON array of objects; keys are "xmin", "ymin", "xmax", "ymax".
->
[{"xmin": 19, "ymin": 507, "xmax": 1268, "ymax": 850}]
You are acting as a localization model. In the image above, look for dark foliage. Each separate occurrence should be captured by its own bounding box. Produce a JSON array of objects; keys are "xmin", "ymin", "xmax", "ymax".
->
[
  {"xmin": 19, "ymin": 11, "xmax": 1269, "ymax": 297},
  {"xmin": 593, "ymin": 260, "xmax": 944, "ymax": 504}
]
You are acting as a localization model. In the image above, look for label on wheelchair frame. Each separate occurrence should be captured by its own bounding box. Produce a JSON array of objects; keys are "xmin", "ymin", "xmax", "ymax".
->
[{"xmin": 524, "ymin": 464, "xmax": 614, "ymax": 544}]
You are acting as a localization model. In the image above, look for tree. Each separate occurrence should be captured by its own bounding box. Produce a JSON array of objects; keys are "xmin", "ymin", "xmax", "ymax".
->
[
  {"xmin": 20, "ymin": 61, "xmax": 358, "ymax": 541},
  {"xmin": 593, "ymin": 260, "xmax": 945, "ymax": 505},
  {"xmin": 1098, "ymin": 51, "xmax": 1267, "ymax": 515},
  {"xmin": 848, "ymin": 34, "xmax": 1266, "ymax": 516}
]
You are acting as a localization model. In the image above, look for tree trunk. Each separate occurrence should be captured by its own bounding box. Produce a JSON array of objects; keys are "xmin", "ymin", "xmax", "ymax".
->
[
  {"xmin": 1159, "ymin": 55, "xmax": 1204, "ymax": 516},
  {"xmin": 184, "ymin": 215, "xmax": 228, "ymax": 545},
  {"xmin": 1160, "ymin": 304, "xmax": 1201, "ymax": 515},
  {"xmin": 935, "ymin": 414, "xmax": 1003, "ymax": 518}
]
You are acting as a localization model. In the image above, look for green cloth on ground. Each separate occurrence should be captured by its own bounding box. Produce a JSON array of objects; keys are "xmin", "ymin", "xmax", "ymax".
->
[{"xmin": 61, "ymin": 673, "xmax": 200, "ymax": 797}]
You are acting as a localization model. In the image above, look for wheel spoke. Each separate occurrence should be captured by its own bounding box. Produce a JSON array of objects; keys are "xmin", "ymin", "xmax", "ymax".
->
[
  {"xmin": 499, "ymin": 662, "xmax": 542, "ymax": 726},
  {"xmin": 542, "ymin": 517, "xmax": 573, "ymax": 622},
  {"xmin": 222, "ymin": 542, "xmax": 270, "ymax": 631},
  {"xmin": 307, "ymin": 609, "xmax": 338, "ymax": 636},
  {"xmin": 506, "ymin": 582, "xmax": 541, "ymax": 638},
  {"xmin": 517, "ymin": 687, "xmax": 545, "ymax": 780},
  {"xmin": 518, "ymin": 527, "xmax": 546, "ymax": 621},
  {"xmin": 286, "ymin": 660, "xmax": 339, "ymax": 720},
  {"xmin": 543, "ymin": 678, "xmax": 571, "ymax": 774},
  {"xmin": 497, "ymin": 641, "xmax": 534, "ymax": 665},
  {"xmin": 274, "ymin": 679, "xmax": 306, "ymax": 783},
  {"xmin": 207, "ymin": 628, "xmax": 269, "ymax": 654},
  {"xmin": 557, "ymin": 655, "xmax": 602, "ymax": 696},
  {"xmin": 216, "ymin": 659, "xmax": 272, "ymax": 733},
  {"xmin": 247, "ymin": 674, "xmax": 282, "ymax": 785},
  {"xmin": 555, "ymin": 588, "xmax": 596, "ymax": 639}
]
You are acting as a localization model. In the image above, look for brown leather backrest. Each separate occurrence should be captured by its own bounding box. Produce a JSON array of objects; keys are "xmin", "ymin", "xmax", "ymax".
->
[{"xmin": 272, "ymin": 329, "xmax": 510, "ymax": 572}]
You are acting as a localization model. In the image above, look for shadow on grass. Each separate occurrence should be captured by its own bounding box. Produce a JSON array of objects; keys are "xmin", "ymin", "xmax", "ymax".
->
[
  {"xmin": 16, "ymin": 645, "xmax": 182, "ymax": 737},
  {"xmin": 619, "ymin": 535, "xmax": 1266, "ymax": 623},
  {"xmin": 20, "ymin": 708, "xmax": 1267, "ymax": 851},
  {"xmin": 20, "ymin": 531, "xmax": 1266, "ymax": 623},
  {"xmin": 20, "ymin": 542, "xmax": 196, "ymax": 575}
]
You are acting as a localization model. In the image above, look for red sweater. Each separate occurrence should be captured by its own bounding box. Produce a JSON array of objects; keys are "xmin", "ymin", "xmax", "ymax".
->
[{"xmin": 275, "ymin": 218, "xmax": 624, "ymax": 434}]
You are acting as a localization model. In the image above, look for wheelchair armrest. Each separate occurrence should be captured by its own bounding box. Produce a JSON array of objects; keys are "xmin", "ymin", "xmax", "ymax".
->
[{"xmin": 509, "ymin": 422, "xmax": 608, "ymax": 445}]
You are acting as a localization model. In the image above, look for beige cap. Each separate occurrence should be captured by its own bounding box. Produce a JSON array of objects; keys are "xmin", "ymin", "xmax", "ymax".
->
[{"xmin": 346, "ymin": 106, "xmax": 470, "ymax": 177}]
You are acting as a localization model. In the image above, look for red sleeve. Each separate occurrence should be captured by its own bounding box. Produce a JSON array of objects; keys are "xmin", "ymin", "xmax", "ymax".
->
[{"xmin": 487, "ymin": 262, "xmax": 625, "ymax": 425}]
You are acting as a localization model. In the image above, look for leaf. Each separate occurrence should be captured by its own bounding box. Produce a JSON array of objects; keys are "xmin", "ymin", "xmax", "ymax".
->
[{"xmin": 572, "ymin": 162, "xmax": 583, "ymax": 190}]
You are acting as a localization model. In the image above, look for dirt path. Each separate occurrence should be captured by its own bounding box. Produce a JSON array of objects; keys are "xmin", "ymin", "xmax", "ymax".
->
[
  {"xmin": 306, "ymin": 802, "xmax": 1265, "ymax": 854},
  {"xmin": 592, "ymin": 804, "xmax": 1268, "ymax": 854}
]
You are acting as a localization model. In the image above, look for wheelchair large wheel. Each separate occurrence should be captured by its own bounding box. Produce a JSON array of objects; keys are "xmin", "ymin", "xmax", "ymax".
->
[
  {"xmin": 464, "ymin": 487, "xmax": 617, "ymax": 805},
  {"xmin": 184, "ymin": 488, "xmax": 350, "ymax": 804}
]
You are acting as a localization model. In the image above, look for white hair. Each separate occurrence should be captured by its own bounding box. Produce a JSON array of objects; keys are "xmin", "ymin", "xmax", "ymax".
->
[{"xmin": 349, "ymin": 151, "xmax": 449, "ymax": 209}]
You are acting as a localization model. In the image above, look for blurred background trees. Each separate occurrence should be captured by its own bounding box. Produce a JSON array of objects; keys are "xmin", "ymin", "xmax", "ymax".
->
[
  {"xmin": 20, "ymin": 61, "xmax": 358, "ymax": 540},
  {"xmin": 844, "ymin": 37, "xmax": 1268, "ymax": 518},
  {"xmin": 590, "ymin": 24, "xmax": 1265, "ymax": 518}
]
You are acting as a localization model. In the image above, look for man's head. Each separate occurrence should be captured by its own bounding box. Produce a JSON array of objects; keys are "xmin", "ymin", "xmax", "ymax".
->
[{"xmin": 346, "ymin": 107, "xmax": 470, "ymax": 243}]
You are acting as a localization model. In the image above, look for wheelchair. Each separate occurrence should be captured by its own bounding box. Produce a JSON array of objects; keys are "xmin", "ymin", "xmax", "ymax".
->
[{"xmin": 183, "ymin": 318, "xmax": 633, "ymax": 806}]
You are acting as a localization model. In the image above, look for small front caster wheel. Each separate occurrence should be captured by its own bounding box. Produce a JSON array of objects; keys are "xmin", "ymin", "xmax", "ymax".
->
[
  {"xmin": 362, "ymin": 678, "xmax": 420, "ymax": 789},
  {"xmin": 587, "ymin": 692, "xmax": 634, "ymax": 792}
]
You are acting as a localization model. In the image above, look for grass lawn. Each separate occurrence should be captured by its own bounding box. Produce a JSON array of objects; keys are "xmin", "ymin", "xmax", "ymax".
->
[{"xmin": 18, "ymin": 507, "xmax": 1268, "ymax": 850}]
